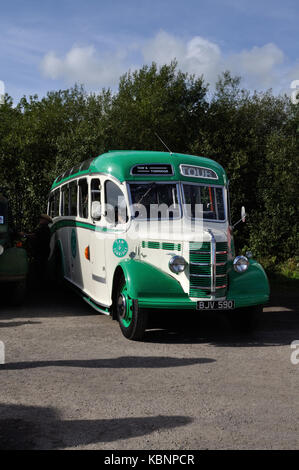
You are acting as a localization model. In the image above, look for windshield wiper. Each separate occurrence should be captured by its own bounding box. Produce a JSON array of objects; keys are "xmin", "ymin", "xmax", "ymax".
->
[{"xmin": 136, "ymin": 182, "xmax": 156, "ymax": 205}]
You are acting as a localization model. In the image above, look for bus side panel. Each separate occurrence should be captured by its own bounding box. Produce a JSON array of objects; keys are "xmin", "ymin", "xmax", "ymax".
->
[{"xmin": 227, "ymin": 259, "xmax": 270, "ymax": 308}]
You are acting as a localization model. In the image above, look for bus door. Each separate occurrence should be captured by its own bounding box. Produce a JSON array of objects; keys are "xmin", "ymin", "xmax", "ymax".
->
[
  {"xmin": 75, "ymin": 177, "xmax": 90, "ymax": 290},
  {"xmin": 102, "ymin": 179, "xmax": 129, "ymax": 298},
  {"xmin": 68, "ymin": 180, "xmax": 80, "ymax": 284},
  {"xmin": 55, "ymin": 185, "xmax": 71, "ymax": 280},
  {"xmin": 89, "ymin": 177, "xmax": 109, "ymax": 304}
]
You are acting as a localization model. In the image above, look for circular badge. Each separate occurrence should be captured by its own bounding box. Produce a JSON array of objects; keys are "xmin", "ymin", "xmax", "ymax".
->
[
  {"xmin": 113, "ymin": 238, "xmax": 128, "ymax": 258},
  {"xmin": 71, "ymin": 229, "xmax": 77, "ymax": 258}
]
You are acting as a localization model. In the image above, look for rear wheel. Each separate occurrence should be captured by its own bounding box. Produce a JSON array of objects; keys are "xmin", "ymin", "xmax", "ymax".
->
[
  {"xmin": 10, "ymin": 280, "xmax": 27, "ymax": 306},
  {"xmin": 115, "ymin": 276, "xmax": 148, "ymax": 341}
]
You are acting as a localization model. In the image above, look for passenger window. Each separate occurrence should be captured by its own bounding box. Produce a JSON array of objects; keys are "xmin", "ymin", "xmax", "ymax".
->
[
  {"xmin": 60, "ymin": 184, "xmax": 70, "ymax": 216},
  {"xmin": 105, "ymin": 180, "xmax": 127, "ymax": 224},
  {"xmin": 78, "ymin": 179, "xmax": 88, "ymax": 219},
  {"xmin": 49, "ymin": 189, "xmax": 60, "ymax": 218},
  {"xmin": 91, "ymin": 179, "xmax": 101, "ymax": 220},
  {"xmin": 69, "ymin": 181, "xmax": 78, "ymax": 216},
  {"xmin": 48, "ymin": 193, "xmax": 54, "ymax": 218}
]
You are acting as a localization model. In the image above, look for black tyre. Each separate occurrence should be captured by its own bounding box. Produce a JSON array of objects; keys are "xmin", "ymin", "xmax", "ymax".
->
[
  {"xmin": 10, "ymin": 280, "xmax": 27, "ymax": 306},
  {"xmin": 115, "ymin": 276, "xmax": 148, "ymax": 341},
  {"xmin": 227, "ymin": 305, "xmax": 262, "ymax": 334}
]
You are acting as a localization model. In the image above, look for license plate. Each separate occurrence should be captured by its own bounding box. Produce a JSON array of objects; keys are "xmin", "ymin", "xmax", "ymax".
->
[{"xmin": 197, "ymin": 300, "xmax": 235, "ymax": 310}]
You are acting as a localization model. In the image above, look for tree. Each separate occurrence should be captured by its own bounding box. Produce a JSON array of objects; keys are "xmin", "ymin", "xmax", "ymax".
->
[{"xmin": 107, "ymin": 61, "xmax": 208, "ymax": 152}]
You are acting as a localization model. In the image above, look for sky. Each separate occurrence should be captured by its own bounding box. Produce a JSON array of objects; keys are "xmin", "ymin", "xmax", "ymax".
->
[{"xmin": 0, "ymin": 0, "xmax": 298, "ymax": 103}]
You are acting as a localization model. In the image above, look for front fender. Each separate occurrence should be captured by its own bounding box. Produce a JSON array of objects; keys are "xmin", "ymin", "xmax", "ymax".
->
[
  {"xmin": 227, "ymin": 259, "xmax": 270, "ymax": 308},
  {"xmin": 117, "ymin": 259, "xmax": 191, "ymax": 309}
]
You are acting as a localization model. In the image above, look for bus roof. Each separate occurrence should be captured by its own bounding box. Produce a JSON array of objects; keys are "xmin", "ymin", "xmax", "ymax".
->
[{"xmin": 51, "ymin": 150, "xmax": 227, "ymax": 190}]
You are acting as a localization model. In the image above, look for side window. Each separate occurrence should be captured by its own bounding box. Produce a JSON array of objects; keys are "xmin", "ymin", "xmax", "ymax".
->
[
  {"xmin": 48, "ymin": 193, "xmax": 54, "ymax": 218},
  {"xmin": 78, "ymin": 179, "xmax": 88, "ymax": 219},
  {"xmin": 61, "ymin": 184, "xmax": 70, "ymax": 216},
  {"xmin": 105, "ymin": 180, "xmax": 127, "ymax": 225},
  {"xmin": 48, "ymin": 190, "xmax": 59, "ymax": 218},
  {"xmin": 69, "ymin": 181, "xmax": 78, "ymax": 216},
  {"xmin": 54, "ymin": 190, "xmax": 60, "ymax": 217},
  {"xmin": 91, "ymin": 178, "xmax": 101, "ymax": 220}
]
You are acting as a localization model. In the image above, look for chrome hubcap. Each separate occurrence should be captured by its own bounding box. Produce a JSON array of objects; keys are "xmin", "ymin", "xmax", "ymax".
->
[{"xmin": 117, "ymin": 293, "xmax": 127, "ymax": 320}]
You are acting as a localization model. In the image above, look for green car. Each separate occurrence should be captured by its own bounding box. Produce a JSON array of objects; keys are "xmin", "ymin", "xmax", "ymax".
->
[{"xmin": 0, "ymin": 194, "xmax": 28, "ymax": 305}]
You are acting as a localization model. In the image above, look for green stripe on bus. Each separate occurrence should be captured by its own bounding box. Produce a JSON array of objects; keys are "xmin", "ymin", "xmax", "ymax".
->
[{"xmin": 51, "ymin": 220, "xmax": 123, "ymax": 233}]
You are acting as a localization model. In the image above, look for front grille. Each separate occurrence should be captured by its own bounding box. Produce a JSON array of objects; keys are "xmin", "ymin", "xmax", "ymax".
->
[
  {"xmin": 142, "ymin": 241, "xmax": 181, "ymax": 251},
  {"xmin": 189, "ymin": 241, "xmax": 228, "ymax": 299}
]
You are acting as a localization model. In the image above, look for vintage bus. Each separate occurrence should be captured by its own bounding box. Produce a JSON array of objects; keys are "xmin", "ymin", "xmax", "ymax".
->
[{"xmin": 47, "ymin": 150, "xmax": 270, "ymax": 340}]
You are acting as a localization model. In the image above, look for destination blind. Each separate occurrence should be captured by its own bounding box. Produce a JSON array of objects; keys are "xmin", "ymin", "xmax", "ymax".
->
[{"xmin": 131, "ymin": 164, "xmax": 173, "ymax": 175}]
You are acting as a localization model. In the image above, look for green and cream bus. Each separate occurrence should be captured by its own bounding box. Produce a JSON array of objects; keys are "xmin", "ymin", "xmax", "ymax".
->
[{"xmin": 47, "ymin": 150, "xmax": 269, "ymax": 340}]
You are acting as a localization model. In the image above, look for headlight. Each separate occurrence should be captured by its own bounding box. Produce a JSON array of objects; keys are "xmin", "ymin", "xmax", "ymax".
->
[
  {"xmin": 233, "ymin": 255, "xmax": 249, "ymax": 273},
  {"xmin": 169, "ymin": 256, "xmax": 187, "ymax": 274},
  {"xmin": 0, "ymin": 245, "xmax": 4, "ymax": 256}
]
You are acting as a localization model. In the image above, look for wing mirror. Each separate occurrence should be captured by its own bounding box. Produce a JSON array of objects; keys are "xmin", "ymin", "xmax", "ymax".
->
[
  {"xmin": 233, "ymin": 206, "xmax": 247, "ymax": 229},
  {"xmin": 241, "ymin": 206, "xmax": 246, "ymax": 223}
]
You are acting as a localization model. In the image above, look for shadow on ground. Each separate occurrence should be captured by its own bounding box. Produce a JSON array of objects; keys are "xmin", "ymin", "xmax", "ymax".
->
[
  {"xmin": 0, "ymin": 282, "xmax": 298, "ymax": 347},
  {"xmin": 144, "ymin": 289, "xmax": 299, "ymax": 347},
  {"xmin": 0, "ymin": 355, "xmax": 215, "ymax": 371},
  {"xmin": 0, "ymin": 283, "xmax": 92, "ymax": 319},
  {"xmin": 0, "ymin": 403, "xmax": 193, "ymax": 450}
]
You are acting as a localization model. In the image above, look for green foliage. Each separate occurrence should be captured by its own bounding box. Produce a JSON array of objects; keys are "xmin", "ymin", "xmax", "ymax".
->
[
  {"xmin": 0, "ymin": 63, "xmax": 297, "ymax": 270},
  {"xmin": 108, "ymin": 61, "xmax": 208, "ymax": 152}
]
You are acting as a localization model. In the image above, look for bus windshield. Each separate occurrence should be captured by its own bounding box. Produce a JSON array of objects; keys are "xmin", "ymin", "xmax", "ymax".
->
[
  {"xmin": 129, "ymin": 182, "xmax": 181, "ymax": 219},
  {"xmin": 182, "ymin": 183, "xmax": 225, "ymax": 221}
]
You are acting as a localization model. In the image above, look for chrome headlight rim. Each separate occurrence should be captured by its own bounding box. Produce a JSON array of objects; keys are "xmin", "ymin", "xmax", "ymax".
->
[
  {"xmin": 233, "ymin": 255, "xmax": 249, "ymax": 273},
  {"xmin": 169, "ymin": 255, "xmax": 187, "ymax": 274}
]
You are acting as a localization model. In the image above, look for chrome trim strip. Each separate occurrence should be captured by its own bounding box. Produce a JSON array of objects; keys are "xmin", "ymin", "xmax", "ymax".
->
[
  {"xmin": 190, "ymin": 274, "xmax": 211, "ymax": 278},
  {"xmin": 190, "ymin": 273, "xmax": 227, "ymax": 278},
  {"xmin": 190, "ymin": 262, "xmax": 210, "ymax": 266},
  {"xmin": 190, "ymin": 261, "xmax": 227, "ymax": 266},
  {"xmin": 92, "ymin": 273, "xmax": 106, "ymax": 284},
  {"xmin": 189, "ymin": 250, "xmax": 227, "ymax": 254},
  {"xmin": 208, "ymin": 230, "xmax": 216, "ymax": 294},
  {"xmin": 190, "ymin": 285, "xmax": 227, "ymax": 290},
  {"xmin": 190, "ymin": 285, "xmax": 211, "ymax": 290}
]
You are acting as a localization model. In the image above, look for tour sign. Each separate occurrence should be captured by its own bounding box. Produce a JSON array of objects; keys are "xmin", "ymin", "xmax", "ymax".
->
[
  {"xmin": 131, "ymin": 164, "xmax": 173, "ymax": 175},
  {"xmin": 180, "ymin": 164, "xmax": 218, "ymax": 180}
]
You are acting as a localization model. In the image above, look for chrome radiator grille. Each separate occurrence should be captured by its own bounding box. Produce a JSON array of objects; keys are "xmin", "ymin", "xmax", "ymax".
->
[{"xmin": 189, "ymin": 241, "xmax": 228, "ymax": 298}]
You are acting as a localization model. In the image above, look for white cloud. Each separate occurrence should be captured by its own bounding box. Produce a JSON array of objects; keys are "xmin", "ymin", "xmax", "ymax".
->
[
  {"xmin": 40, "ymin": 31, "xmax": 295, "ymax": 94},
  {"xmin": 142, "ymin": 31, "xmax": 185, "ymax": 66},
  {"xmin": 40, "ymin": 45, "xmax": 128, "ymax": 88},
  {"xmin": 227, "ymin": 43, "xmax": 285, "ymax": 89},
  {"xmin": 142, "ymin": 31, "xmax": 222, "ymax": 84},
  {"xmin": 142, "ymin": 32, "xmax": 287, "ymax": 91}
]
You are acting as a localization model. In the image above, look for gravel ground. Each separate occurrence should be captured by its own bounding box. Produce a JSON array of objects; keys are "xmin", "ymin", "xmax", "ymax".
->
[{"xmin": 0, "ymin": 283, "xmax": 298, "ymax": 450}]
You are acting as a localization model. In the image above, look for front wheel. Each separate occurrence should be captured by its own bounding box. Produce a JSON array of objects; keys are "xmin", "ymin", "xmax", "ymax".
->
[
  {"xmin": 227, "ymin": 305, "xmax": 262, "ymax": 334},
  {"xmin": 115, "ymin": 277, "xmax": 148, "ymax": 341}
]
